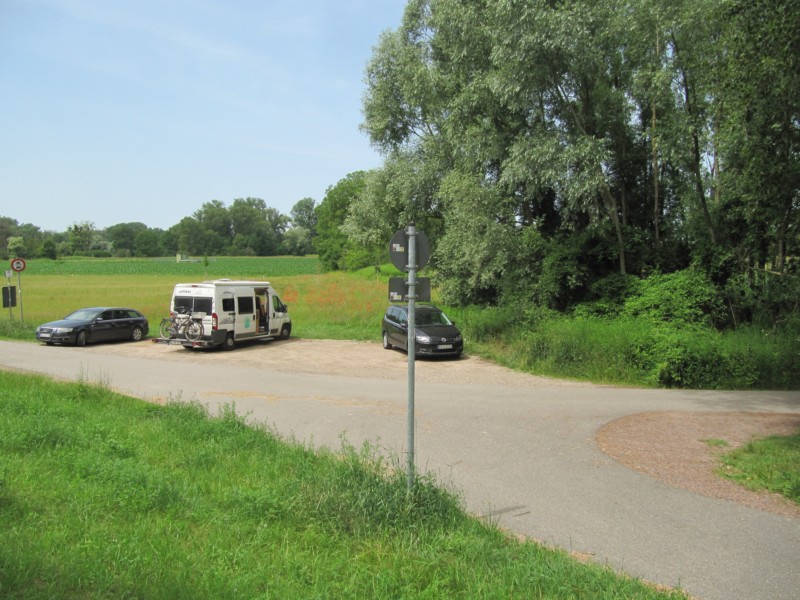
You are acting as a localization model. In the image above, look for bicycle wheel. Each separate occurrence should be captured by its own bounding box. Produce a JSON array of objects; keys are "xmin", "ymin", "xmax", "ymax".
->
[
  {"xmin": 159, "ymin": 318, "xmax": 174, "ymax": 339},
  {"xmin": 185, "ymin": 320, "xmax": 203, "ymax": 341}
]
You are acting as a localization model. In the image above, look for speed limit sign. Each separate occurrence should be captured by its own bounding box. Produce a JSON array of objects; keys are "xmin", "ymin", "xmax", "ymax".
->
[{"xmin": 10, "ymin": 258, "xmax": 26, "ymax": 272}]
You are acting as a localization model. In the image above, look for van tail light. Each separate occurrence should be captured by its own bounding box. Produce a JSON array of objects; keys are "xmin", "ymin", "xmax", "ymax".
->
[{"xmin": 212, "ymin": 313, "xmax": 218, "ymax": 330}]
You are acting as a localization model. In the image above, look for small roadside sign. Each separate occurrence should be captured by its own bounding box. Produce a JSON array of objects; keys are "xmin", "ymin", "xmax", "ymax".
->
[
  {"xmin": 388, "ymin": 276, "xmax": 430, "ymax": 302},
  {"xmin": 10, "ymin": 258, "xmax": 26, "ymax": 272},
  {"xmin": 2, "ymin": 286, "xmax": 16, "ymax": 308},
  {"xmin": 389, "ymin": 228, "xmax": 430, "ymax": 271}
]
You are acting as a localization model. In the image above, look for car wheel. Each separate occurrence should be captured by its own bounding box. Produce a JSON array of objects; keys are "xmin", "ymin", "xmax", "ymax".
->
[
  {"xmin": 131, "ymin": 326, "xmax": 144, "ymax": 342},
  {"xmin": 280, "ymin": 324, "xmax": 291, "ymax": 339},
  {"xmin": 75, "ymin": 331, "xmax": 87, "ymax": 347},
  {"xmin": 382, "ymin": 330, "xmax": 392, "ymax": 350},
  {"xmin": 222, "ymin": 333, "xmax": 235, "ymax": 351}
]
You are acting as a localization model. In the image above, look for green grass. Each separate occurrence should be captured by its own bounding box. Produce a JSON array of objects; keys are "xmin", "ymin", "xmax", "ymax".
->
[
  {"xmin": 720, "ymin": 432, "xmax": 800, "ymax": 504},
  {"xmin": 0, "ymin": 370, "xmax": 688, "ymax": 599},
  {"xmin": 21, "ymin": 255, "xmax": 321, "ymax": 277},
  {"xmin": 446, "ymin": 307, "xmax": 800, "ymax": 390}
]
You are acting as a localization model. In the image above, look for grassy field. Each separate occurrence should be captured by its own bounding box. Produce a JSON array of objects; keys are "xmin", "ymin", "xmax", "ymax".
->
[
  {"xmin": 0, "ymin": 369, "xmax": 689, "ymax": 599},
  {"xmin": 1, "ymin": 257, "xmax": 391, "ymax": 342}
]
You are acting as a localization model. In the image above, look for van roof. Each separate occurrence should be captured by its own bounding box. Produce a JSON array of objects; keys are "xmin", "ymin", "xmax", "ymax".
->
[
  {"xmin": 174, "ymin": 280, "xmax": 272, "ymax": 287},
  {"xmin": 203, "ymin": 279, "xmax": 271, "ymax": 286}
]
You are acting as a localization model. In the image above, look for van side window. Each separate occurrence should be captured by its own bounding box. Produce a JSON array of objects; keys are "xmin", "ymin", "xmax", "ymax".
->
[
  {"xmin": 238, "ymin": 296, "xmax": 254, "ymax": 314},
  {"xmin": 222, "ymin": 298, "xmax": 235, "ymax": 312}
]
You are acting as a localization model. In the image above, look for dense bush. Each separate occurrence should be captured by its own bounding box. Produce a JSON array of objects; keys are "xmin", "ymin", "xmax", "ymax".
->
[{"xmin": 621, "ymin": 270, "xmax": 726, "ymax": 328}]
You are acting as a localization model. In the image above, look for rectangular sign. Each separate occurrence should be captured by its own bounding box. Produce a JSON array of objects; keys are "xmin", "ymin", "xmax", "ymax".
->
[
  {"xmin": 2, "ymin": 286, "xmax": 16, "ymax": 308},
  {"xmin": 388, "ymin": 277, "xmax": 430, "ymax": 302}
]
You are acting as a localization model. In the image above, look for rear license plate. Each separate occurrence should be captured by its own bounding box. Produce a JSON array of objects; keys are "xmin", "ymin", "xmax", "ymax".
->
[{"xmin": 437, "ymin": 344, "xmax": 452, "ymax": 349}]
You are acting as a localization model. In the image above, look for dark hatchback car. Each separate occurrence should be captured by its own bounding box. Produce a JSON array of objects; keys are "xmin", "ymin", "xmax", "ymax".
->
[
  {"xmin": 382, "ymin": 304, "xmax": 463, "ymax": 357},
  {"xmin": 36, "ymin": 307, "xmax": 149, "ymax": 347}
]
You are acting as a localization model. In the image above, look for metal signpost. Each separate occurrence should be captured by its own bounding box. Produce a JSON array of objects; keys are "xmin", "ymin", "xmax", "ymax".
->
[
  {"xmin": 388, "ymin": 225, "xmax": 430, "ymax": 491},
  {"xmin": 3, "ymin": 270, "xmax": 14, "ymax": 319},
  {"xmin": 10, "ymin": 258, "xmax": 25, "ymax": 322}
]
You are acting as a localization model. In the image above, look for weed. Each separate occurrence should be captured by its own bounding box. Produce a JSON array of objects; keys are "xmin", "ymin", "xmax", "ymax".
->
[{"xmin": 703, "ymin": 438, "xmax": 730, "ymax": 448}]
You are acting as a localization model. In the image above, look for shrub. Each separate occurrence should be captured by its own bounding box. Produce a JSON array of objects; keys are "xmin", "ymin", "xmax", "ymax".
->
[
  {"xmin": 622, "ymin": 269, "xmax": 725, "ymax": 328},
  {"xmin": 573, "ymin": 273, "xmax": 638, "ymax": 318},
  {"xmin": 635, "ymin": 327, "xmax": 759, "ymax": 389}
]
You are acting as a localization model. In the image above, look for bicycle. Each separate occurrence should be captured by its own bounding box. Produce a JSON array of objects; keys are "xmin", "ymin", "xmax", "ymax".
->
[{"xmin": 159, "ymin": 308, "xmax": 205, "ymax": 341}]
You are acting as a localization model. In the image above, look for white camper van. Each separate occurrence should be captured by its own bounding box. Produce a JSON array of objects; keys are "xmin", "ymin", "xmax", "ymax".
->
[{"xmin": 159, "ymin": 279, "xmax": 291, "ymax": 350}]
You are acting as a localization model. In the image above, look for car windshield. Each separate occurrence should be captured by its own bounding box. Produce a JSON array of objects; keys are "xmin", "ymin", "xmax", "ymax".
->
[
  {"xmin": 416, "ymin": 309, "xmax": 452, "ymax": 326},
  {"xmin": 65, "ymin": 309, "xmax": 101, "ymax": 321}
]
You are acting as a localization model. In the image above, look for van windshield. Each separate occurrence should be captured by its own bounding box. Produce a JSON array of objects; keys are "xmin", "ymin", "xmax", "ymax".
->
[{"xmin": 175, "ymin": 296, "xmax": 213, "ymax": 314}]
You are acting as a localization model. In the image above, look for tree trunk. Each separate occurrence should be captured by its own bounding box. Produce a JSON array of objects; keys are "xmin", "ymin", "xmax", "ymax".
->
[
  {"xmin": 600, "ymin": 182, "xmax": 627, "ymax": 275},
  {"xmin": 673, "ymin": 34, "xmax": 716, "ymax": 245},
  {"xmin": 774, "ymin": 198, "xmax": 793, "ymax": 272},
  {"xmin": 652, "ymin": 28, "xmax": 661, "ymax": 246}
]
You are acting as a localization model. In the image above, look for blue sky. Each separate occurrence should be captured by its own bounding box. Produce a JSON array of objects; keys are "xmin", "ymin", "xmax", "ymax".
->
[{"xmin": 1, "ymin": 0, "xmax": 405, "ymax": 232}]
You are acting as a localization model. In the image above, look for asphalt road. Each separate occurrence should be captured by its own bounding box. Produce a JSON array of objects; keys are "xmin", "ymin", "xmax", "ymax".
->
[{"xmin": 1, "ymin": 339, "xmax": 798, "ymax": 600}]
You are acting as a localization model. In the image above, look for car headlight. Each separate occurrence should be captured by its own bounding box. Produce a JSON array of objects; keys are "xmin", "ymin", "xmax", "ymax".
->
[
  {"xmin": 54, "ymin": 327, "xmax": 73, "ymax": 333},
  {"xmin": 416, "ymin": 334, "xmax": 431, "ymax": 343},
  {"xmin": 454, "ymin": 334, "xmax": 462, "ymax": 342}
]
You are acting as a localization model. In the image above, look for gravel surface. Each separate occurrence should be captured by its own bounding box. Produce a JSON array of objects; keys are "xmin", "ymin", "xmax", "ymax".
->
[{"xmin": 598, "ymin": 411, "xmax": 800, "ymax": 519}]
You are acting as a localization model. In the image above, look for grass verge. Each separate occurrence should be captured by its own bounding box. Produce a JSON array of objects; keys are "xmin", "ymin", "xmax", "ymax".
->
[
  {"xmin": 720, "ymin": 432, "xmax": 800, "ymax": 504},
  {"xmin": 0, "ymin": 370, "xmax": 687, "ymax": 599}
]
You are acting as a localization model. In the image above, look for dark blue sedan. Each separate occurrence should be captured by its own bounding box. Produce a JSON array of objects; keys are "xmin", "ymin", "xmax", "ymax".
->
[{"xmin": 36, "ymin": 307, "xmax": 149, "ymax": 347}]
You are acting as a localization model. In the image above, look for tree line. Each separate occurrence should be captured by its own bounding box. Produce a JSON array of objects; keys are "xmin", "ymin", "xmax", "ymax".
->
[
  {"xmin": 0, "ymin": 197, "xmax": 318, "ymax": 260},
  {"xmin": 315, "ymin": 0, "xmax": 799, "ymax": 328}
]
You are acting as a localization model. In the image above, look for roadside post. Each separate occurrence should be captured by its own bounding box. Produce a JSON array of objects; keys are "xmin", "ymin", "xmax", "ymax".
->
[
  {"xmin": 3, "ymin": 270, "xmax": 15, "ymax": 320},
  {"xmin": 389, "ymin": 225, "xmax": 430, "ymax": 491},
  {"xmin": 10, "ymin": 258, "xmax": 26, "ymax": 323}
]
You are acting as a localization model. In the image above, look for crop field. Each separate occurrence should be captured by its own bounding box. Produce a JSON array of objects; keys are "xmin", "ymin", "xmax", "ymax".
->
[
  {"xmin": 24, "ymin": 255, "xmax": 320, "ymax": 277},
  {"xmin": 7, "ymin": 257, "xmax": 393, "ymax": 341}
]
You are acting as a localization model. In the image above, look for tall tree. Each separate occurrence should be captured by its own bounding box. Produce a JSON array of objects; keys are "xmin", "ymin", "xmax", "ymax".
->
[
  {"xmin": 106, "ymin": 222, "xmax": 148, "ymax": 256},
  {"xmin": 290, "ymin": 198, "xmax": 318, "ymax": 236},
  {"xmin": 193, "ymin": 200, "xmax": 232, "ymax": 255},
  {"xmin": 716, "ymin": 0, "xmax": 800, "ymax": 273},
  {"xmin": 67, "ymin": 221, "xmax": 96, "ymax": 254},
  {"xmin": 316, "ymin": 172, "xmax": 367, "ymax": 271}
]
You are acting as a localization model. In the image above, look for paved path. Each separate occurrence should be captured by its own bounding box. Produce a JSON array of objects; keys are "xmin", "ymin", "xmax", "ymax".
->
[{"xmin": 1, "ymin": 340, "xmax": 798, "ymax": 600}]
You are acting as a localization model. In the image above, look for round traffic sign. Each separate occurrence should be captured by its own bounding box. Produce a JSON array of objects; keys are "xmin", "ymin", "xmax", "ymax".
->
[
  {"xmin": 389, "ymin": 228, "xmax": 430, "ymax": 271},
  {"xmin": 10, "ymin": 258, "xmax": 26, "ymax": 272}
]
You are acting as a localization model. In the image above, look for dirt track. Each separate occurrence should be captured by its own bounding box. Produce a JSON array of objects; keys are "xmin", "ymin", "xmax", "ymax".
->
[{"xmin": 102, "ymin": 337, "xmax": 587, "ymax": 387}]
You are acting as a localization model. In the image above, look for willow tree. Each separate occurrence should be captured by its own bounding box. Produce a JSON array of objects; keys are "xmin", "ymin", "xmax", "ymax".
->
[{"xmin": 359, "ymin": 0, "xmax": 798, "ymax": 315}]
